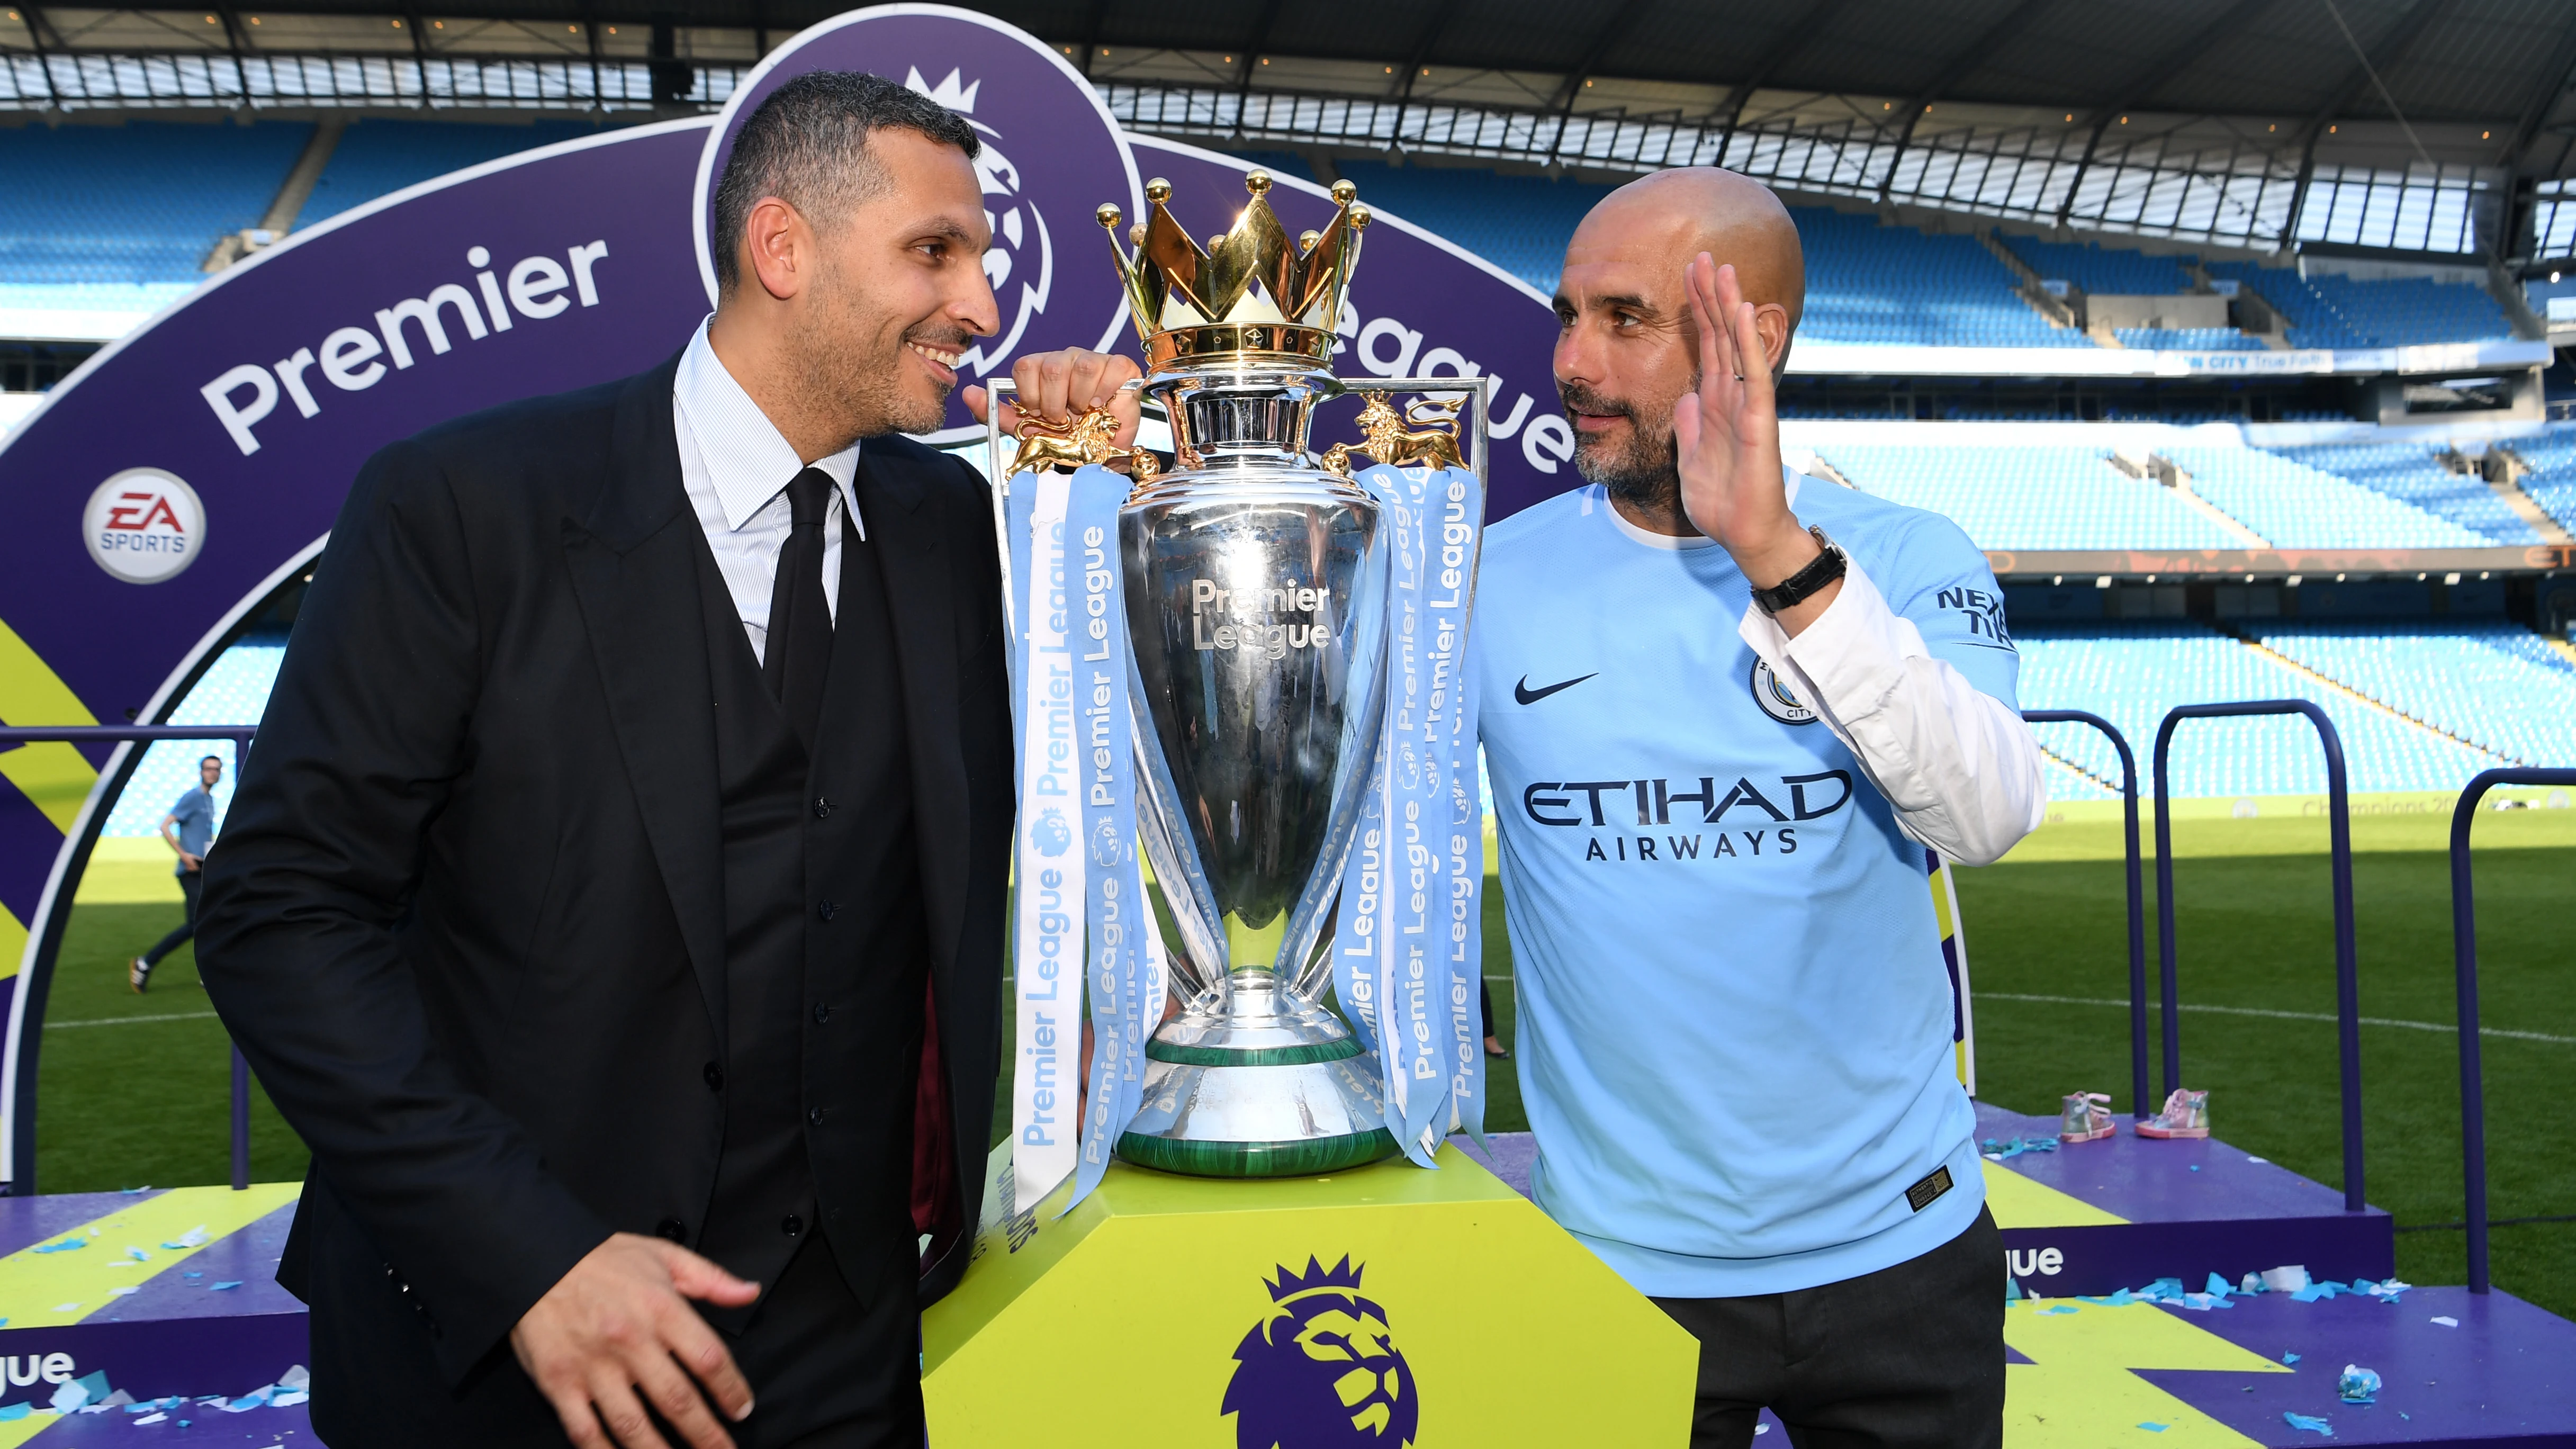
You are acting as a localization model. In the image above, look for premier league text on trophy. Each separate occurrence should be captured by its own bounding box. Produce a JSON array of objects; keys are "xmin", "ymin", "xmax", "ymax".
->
[{"xmin": 1188, "ymin": 578, "xmax": 1336, "ymax": 656}]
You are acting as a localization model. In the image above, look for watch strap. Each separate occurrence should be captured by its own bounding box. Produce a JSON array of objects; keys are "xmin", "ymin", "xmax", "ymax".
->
[{"xmin": 1750, "ymin": 527, "xmax": 1847, "ymax": 615}]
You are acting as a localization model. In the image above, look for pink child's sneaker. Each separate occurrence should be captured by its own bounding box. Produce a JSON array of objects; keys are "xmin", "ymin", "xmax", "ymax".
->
[
  {"xmin": 2059, "ymin": 1091, "xmax": 2115, "ymax": 1143},
  {"xmin": 2136, "ymin": 1088, "xmax": 2210, "ymax": 1139}
]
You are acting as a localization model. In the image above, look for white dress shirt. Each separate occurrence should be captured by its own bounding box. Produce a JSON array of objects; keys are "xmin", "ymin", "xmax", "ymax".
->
[
  {"xmin": 1732, "ymin": 470, "xmax": 2048, "ymax": 866},
  {"xmin": 673, "ymin": 319, "xmax": 866, "ymax": 665}
]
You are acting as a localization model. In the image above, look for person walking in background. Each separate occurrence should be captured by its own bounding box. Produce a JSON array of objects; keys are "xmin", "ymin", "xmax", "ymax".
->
[{"xmin": 130, "ymin": 753, "xmax": 221, "ymax": 993}]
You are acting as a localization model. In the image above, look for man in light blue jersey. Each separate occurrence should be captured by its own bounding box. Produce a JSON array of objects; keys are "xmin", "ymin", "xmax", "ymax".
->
[{"xmin": 1475, "ymin": 169, "xmax": 2046, "ymax": 1447}]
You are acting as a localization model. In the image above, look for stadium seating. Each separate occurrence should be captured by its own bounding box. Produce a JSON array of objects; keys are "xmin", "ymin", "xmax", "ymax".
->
[
  {"xmin": 2014, "ymin": 622, "xmax": 2514, "ymax": 800},
  {"xmin": 2503, "ymin": 427, "xmax": 2576, "ymax": 534},
  {"xmin": 301, "ymin": 118, "xmax": 619, "ymax": 223},
  {"xmin": 101, "ymin": 641, "xmax": 283, "ymax": 838},
  {"xmin": 2245, "ymin": 621, "xmax": 2576, "ymax": 767},
  {"xmin": 0, "ymin": 120, "xmax": 314, "ymax": 319},
  {"xmin": 2002, "ymin": 236, "xmax": 2192, "ymax": 294},
  {"xmin": 1790, "ymin": 207, "xmax": 2088, "ymax": 348},
  {"xmin": 2205, "ymin": 260, "xmax": 2515, "ymax": 349},
  {"xmin": 2156, "ymin": 445, "xmax": 2489, "ymax": 548},
  {"xmin": 1815, "ymin": 445, "xmax": 2242, "ymax": 550},
  {"xmin": 2112, "ymin": 327, "xmax": 2266, "ymax": 350},
  {"xmin": 2272, "ymin": 441, "xmax": 2541, "ymax": 544},
  {"xmin": 2301, "ymin": 271, "xmax": 2515, "ymax": 348}
]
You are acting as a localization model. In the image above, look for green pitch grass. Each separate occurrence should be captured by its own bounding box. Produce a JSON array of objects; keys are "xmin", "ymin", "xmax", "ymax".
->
[
  {"xmin": 44, "ymin": 806, "xmax": 2573, "ymax": 1319},
  {"xmin": 33, "ymin": 904, "xmax": 307, "ymax": 1193}
]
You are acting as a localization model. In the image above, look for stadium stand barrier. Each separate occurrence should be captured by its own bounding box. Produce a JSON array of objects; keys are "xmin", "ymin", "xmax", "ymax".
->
[
  {"xmin": 2152, "ymin": 700, "xmax": 2363, "ymax": 1212},
  {"xmin": 2022, "ymin": 709, "xmax": 2151, "ymax": 1120},
  {"xmin": 2451, "ymin": 767, "xmax": 2576, "ymax": 1295}
]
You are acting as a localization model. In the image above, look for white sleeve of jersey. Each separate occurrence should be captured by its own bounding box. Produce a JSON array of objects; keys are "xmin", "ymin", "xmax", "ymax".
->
[{"xmin": 1736, "ymin": 560, "xmax": 2047, "ymax": 866}]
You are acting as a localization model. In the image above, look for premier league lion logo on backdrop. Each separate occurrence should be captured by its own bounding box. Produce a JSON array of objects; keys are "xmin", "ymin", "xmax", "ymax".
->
[{"xmin": 1222, "ymin": 1256, "xmax": 1418, "ymax": 1449}]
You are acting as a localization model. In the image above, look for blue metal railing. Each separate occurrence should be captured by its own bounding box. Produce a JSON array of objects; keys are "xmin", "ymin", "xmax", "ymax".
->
[
  {"xmin": 2451, "ymin": 767, "xmax": 2576, "ymax": 1294},
  {"xmin": 2151, "ymin": 700, "xmax": 2365, "ymax": 1213},
  {"xmin": 2022, "ymin": 709, "xmax": 2151, "ymax": 1119},
  {"xmin": 0, "ymin": 725, "xmax": 257, "ymax": 1192}
]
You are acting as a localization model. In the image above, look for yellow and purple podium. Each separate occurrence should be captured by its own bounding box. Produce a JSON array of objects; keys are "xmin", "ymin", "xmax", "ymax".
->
[{"xmin": 922, "ymin": 1144, "xmax": 1697, "ymax": 1447}]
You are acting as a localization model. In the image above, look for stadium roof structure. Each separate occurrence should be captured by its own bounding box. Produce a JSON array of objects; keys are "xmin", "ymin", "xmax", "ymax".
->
[{"xmin": 7, "ymin": 0, "xmax": 2576, "ymax": 264}]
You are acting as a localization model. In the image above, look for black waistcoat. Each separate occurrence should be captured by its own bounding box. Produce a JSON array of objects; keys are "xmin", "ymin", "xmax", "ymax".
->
[{"xmin": 692, "ymin": 512, "xmax": 930, "ymax": 1329}]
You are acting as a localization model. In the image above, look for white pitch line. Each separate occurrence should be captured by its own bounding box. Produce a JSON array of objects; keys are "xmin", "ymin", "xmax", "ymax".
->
[
  {"xmin": 1979, "ymin": 992, "xmax": 2575, "ymax": 1046},
  {"xmin": 44, "ymin": 1010, "xmax": 221, "ymax": 1030}
]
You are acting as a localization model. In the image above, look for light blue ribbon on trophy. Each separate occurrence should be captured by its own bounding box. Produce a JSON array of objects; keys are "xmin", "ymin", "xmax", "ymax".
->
[
  {"xmin": 1006, "ymin": 470, "xmax": 1084, "ymax": 1215},
  {"xmin": 1378, "ymin": 462, "xmax": 1451, "ymax": 1166},
  {"xmin": 1327, "ymin": 460, "xmax": 1487, "ymax": 1165},
  {"xmin": 1065, "ymin": 464, "xmax": 1151, "ymax": 1212},
  {"xmin": 1427, "ymin": 467, "xmax": 1488, "ymax": 1145}
]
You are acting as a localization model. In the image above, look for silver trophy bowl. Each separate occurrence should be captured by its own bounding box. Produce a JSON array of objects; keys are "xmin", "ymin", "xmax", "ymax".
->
[{"xmin": 1114, "ymin": 360, "xmax": 1399, "ymax": 1177}]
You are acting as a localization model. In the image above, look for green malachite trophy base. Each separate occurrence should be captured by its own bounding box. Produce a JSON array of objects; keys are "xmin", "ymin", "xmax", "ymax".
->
[
  {"xmin": 922, "ymin": 1142, "xmax": 1698, "ymax": 1447},
  {"xmin": 1115, "ymin": 1124, "xmax": 1397, "ymax": 1178},
  {"xmin": 1143, "ymin": 1036, "xmax": 1362, "ymax": 1067}
]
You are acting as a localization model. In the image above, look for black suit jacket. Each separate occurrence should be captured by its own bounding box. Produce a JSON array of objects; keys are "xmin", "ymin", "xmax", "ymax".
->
[{"xmin": 196, "ymin": 354, "xmax": 1011, "ymax": 1402}]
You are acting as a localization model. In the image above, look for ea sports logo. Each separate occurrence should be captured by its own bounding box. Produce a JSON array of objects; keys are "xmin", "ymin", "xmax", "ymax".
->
[{"xmin": 83, "ymin": 469, "xmax": 204, "ymax": 584}]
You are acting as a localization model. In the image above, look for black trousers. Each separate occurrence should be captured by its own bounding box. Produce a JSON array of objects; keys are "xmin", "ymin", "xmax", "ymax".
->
[
  {"xmin": 718, "ymin": 1230, "xmax": 923, "ymax": 1449},
  {"xmin": 143, "ymin": 870, "xmax": 202, "ymax": 966},
  {"xmin": 1652, "ymin": 1206, "xmax": 2004, "ymax": 1449}
]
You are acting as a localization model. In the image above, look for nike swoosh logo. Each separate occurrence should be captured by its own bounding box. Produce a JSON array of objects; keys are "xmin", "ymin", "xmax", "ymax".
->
[{"xmin": 1515, "ymin": 673, "xmax": 1598, "ymax": 706}]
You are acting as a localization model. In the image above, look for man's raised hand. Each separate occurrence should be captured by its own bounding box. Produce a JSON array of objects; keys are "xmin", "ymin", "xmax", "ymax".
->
[
  {"xmin": 1672, "ymin": 255, "xmax": 1808, "ymax": 579},
  {"xmin": 510, "ymin": 1233, "xmax": 761, "ymax": 1449},
  {"xmin": 961, "ymin": 348, "xmax": 1143, "ymax": 449}
]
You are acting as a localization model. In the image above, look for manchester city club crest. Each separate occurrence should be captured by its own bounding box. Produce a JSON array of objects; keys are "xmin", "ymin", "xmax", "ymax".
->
[
  {"xmin": 1750, "ymin": 657, "xmax": 1818, "ymax": 725},
  {"xmin": 1222, "ymin": 1256, "xmax": 1418, "ymax": 1449}
]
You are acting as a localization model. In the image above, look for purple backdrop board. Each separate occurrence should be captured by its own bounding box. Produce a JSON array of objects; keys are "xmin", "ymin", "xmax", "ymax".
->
[
  {"xmin": 1976, "ymin": 1104, "xmax": 2394, "ymax": 1298},
  {"xmin": 0, "ymin": 3, "xmax": 1570, "ymax": 1194}
]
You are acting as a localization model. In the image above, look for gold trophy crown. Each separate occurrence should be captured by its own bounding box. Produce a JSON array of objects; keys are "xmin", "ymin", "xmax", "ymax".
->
[{"xmin": 1098, "ymin": 170, "xmax": 1370, "ymax": 369}]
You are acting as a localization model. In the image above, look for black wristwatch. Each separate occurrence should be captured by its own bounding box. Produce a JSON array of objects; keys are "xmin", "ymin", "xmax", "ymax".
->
[{"xmin": 1749, "ymin": 526, "xmax": 1848, "ymax": 616}]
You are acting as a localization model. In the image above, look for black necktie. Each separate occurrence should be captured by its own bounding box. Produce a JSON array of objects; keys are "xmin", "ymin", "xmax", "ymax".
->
[{"xmin": 762, "ymin": 467, "xmax": 835, "ymax": 754}]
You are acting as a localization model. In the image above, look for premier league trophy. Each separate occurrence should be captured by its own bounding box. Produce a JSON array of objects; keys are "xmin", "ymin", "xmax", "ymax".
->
[
  {"xmin": 1107, "ymin": 173, "xmax": 1400, "ymax": 1180},
  {"xmin": 998, "ymin": 170, "xmax": 1488, "ymax": 1183}
]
